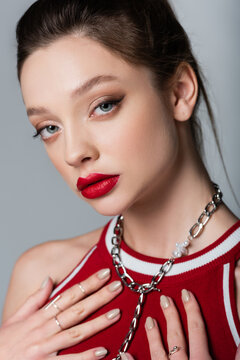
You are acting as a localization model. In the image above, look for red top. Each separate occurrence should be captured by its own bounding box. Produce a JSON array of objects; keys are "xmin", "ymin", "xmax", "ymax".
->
[{"xmin": 51, "ymin": 216, "xmax": 240, "ymax": 359}]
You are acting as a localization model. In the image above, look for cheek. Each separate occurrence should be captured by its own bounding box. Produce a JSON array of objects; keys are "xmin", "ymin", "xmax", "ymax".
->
[
  {"xmin": 45, "ymin": 144, "xmax": 71, "ymax": 182},
  {"xmin": 123, "ymin": 110, "xmax": 178, "ymax": 172}
]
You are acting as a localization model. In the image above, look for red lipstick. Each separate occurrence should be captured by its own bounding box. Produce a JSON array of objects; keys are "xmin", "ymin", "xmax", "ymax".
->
[{"xmin": 77, "ymin": 173, "xmax": 120, "ymax": 199}]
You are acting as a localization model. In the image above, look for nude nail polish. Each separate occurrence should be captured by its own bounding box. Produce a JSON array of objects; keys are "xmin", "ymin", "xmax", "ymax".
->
[
  {"xmin": 182, "ymin": 289, "xmax": 190, "ymax": 303},
  {"xmin": 108, "ymin": 280, "xmax": 122, "ymax": 292},
  {"xmin": 95, "ymin": 347, "xmax": 108, "ymax": 358},
  {"xmin": 120, "ymin": 353, "xmax": 129, "ymax": 360},
  {"xmin": 145, "ymin": 316, "xmax": 155, "ymax": 330},
  {"xmin": 106, "ymin": 308, "xmax": 120, "ymax": 320},
  {"xmin": 41, "ymin": 276, "xmax": 49, "ymax": 289},
  {"xmin": 97, "ymin": 268, "xmax": 110, "ymax": 280},
  {"xmin": 160, "ymin": 295, "xmax": 170, "ymax": 309}
]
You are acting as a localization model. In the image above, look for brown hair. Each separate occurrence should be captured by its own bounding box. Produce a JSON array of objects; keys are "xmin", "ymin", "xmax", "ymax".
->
[{"xmin": 16, "ymin": 0, "xmax": 237, "ymax": 202}]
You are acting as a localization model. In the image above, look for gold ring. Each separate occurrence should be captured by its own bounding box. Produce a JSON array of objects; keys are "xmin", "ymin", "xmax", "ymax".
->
[
  {"xmin": 168, "ymin": 346, "xmax": 180, "ymax": 357},
  {"xmin": 52, "ymin": 301, "xmax": 62, "ymax": 312},
  {"xmin": 54, "ymin": 315, "xmax": 63, "ymax": 331},
  {"xmin": 44, "ymin": 295, "xmax": 62, "ymax": 311},
  {"xmin": 78, "ymin": 283, "xmax": 86, "ymax": 294}
]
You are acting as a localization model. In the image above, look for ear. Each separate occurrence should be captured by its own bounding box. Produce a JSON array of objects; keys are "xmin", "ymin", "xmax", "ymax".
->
[{"xmin": 169, "ymin": 63, "xmax": 198, "ymax": 121}]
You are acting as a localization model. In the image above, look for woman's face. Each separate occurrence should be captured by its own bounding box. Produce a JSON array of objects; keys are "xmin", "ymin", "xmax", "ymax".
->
[{"xmin": 20, "ymin": 35, "xmax": 179, "ymax": 216}]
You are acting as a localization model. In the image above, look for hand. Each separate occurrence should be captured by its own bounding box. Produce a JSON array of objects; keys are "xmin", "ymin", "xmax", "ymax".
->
[
  {"xmin": 0, "ymin": 268, "xmax": 122, "ymax": 359},
  {"xmin": 121, "ymin": 289, "xmax": 212, "ymax": 360}
]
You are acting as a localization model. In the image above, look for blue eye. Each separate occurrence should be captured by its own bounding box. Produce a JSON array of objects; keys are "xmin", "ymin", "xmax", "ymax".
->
[
  {"xmin": 33, "ymin": 125, "xmax": 60, "ymax": 140},
  {"xmin": 102, "ymin": 102, "xmax": 114, "ymax": 112},
  {"xmin": 93, "ymin": 98, "xmax": 123, "ymax": 116},
  {"xmin": 45, "ymin": 125, "xmax": 59, "ymax": 134}
]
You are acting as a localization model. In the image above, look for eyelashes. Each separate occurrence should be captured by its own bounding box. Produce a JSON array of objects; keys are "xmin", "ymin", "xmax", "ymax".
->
[
  {"xmin": 32, "ymin": 129, "xmax": 42, "ymax": 139},
  {"xmin": 33, "ymin": 125, "xmax": 59, "ymax": 139},
  {"xmin": 32, "ymin": 96, "xmax": 124, "ymax": 140},
  {"xmin": 91, "ymin": 97, "xmax": 123, "ymax": 117}
]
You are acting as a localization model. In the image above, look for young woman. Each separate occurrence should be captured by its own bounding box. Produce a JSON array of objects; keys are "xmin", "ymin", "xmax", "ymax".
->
[{"xmin": 1, "ymin": 0, "xmax": 239, "ymax": 359}]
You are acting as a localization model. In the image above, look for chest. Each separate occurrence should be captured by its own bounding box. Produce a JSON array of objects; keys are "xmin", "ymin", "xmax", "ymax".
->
[{"xmin": 54, "ymin": 251, "xmax": 240, "ymax": 360}]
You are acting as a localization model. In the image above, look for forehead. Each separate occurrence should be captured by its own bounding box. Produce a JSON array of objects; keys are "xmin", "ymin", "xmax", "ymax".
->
[{"xmin": 20, "ymin": 35, "xmax": 154, "ymax": 105}]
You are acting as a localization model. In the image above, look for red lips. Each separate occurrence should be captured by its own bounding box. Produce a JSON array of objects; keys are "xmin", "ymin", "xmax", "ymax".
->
[{"xmin": 77, "ymin": 173, "xmax": 120, "ymax": 199}]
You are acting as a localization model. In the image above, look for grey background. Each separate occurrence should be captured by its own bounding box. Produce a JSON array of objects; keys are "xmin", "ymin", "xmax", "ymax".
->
[{"xmin": 0, "ymin": 0, "xmax": 239, "ymax": 318}]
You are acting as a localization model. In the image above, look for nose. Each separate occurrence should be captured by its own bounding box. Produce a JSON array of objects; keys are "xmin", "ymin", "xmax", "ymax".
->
[{"xmin": 64, "ymin": 123, "xmax": 99, "ymax": 167}]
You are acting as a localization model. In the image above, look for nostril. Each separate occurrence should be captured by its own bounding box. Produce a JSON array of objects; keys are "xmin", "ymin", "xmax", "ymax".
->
[{"xmin": 82, "ymin": 157, "xmax": 92, "ymax": 162}]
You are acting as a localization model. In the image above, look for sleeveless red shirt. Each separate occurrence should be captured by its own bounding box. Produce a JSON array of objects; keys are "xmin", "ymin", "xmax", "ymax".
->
[{"xmin": 51, "ymin": 216, "xmax": 240, "ymax": 359}]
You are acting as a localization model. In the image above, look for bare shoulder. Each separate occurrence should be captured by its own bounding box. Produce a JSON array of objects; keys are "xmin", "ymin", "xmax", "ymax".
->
[
  {"xmin": 2, "ymin": 226, "xmax": 104, "ymax": 322},
  {"xmin": 235, "ymin": 258, "xmax": 240, "ymax": 321}
]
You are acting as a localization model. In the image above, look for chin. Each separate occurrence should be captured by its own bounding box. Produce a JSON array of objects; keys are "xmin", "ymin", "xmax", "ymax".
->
[
  {"xmin": 88, "ymin": 195, "xmax": 133, "ymax": 217},
  {"xmin": 74, "ymin": 185, "xmax": 136, "ymax": 216},
  {"xmin": 91, "ymin": 202, "xmax": 123, "ymax": 217}
]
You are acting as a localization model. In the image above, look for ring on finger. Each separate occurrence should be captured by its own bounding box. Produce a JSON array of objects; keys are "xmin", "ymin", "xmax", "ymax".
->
[
  {"xmin": 44, "ymin": 295, "xmax": 62, "ymax": 312},
  {"xmin": 168, "ymin": 346, "xmax": 180, "ymax": 358},
  {"xmin": 78, "ymin": 283, "xmax": 86, "ymax": 294},
  {"xmin": 54, "ymin": 315, "xmax": 63, "ymax": 331}
]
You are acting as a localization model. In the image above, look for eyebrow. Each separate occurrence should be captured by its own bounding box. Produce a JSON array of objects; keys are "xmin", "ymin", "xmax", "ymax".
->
[{"xmin": 26, "ymin": 74, "xmax": 118, "ymax": 117}]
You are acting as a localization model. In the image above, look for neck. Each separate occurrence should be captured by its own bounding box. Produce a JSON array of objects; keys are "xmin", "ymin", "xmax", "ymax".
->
[{"xmin": 121, "ymin": 131, "xmax": 237, "ymax": 259}]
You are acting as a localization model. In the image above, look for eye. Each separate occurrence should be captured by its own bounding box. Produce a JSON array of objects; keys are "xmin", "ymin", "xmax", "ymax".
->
[
  {"xmin": 33, "ymin": 125, "xmax": 60, "ymax": 140},
  {"xmin": 92, "ymin": 98, "xmax": 123, "ymax": 117}
]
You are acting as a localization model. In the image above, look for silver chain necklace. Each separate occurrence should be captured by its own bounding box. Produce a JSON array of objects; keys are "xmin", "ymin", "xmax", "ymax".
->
[{"xmin": 111, "ymin": 182, "xmax": 223, "ymax": 360}]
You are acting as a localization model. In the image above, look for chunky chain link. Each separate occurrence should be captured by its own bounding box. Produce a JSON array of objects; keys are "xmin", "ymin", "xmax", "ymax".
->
[
  {"xmin": 173, "ymin": 183, "xmax": 223, "ymax": 257},
  {"xmin": 111, "ymin": 182, "xmax": 222, "ymax": 360}
]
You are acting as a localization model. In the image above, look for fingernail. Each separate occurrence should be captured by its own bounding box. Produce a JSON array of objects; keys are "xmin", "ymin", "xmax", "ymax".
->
[
  {"xmin": 145, "ymin": 316, "xmax": 155, "ymax": 330},
  {"xmin": 160, "ymin": 295, "xmax": 170, "ymax": 309},
  {"xmin": 108, "ymin": 280, "xmax": 122, "ymax": 292},
  {"xmin": 182, "ymin": 289, "xmax": 190, "ymax": 303},
  {"xmin": 95, "ymin": 347, "xmax": 108, "ymax": 358},
  {"xmin": 41, "ymin": 276, "xmax": 49, "ymax": 289},
  {"xmin": 120, "ymin": 353, "xmax": 129, "ymax": 360},
  {"xmin": 97, "ymin": 268, "xmax": 110, "ymax": 280},
  {"xmin": 106, "ymin": 308, "xmax": 120, "ymax": 320}
]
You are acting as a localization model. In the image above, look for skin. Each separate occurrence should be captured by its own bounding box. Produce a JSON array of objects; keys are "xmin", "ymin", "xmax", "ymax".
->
[
  {"xmin": 123, "ymin": 290, "xmax": 213, "ymax": 360},
  {"xmin": 2, "ymin": 35, "xmax": 240, "ymax": 357},
  {"xmin": 18, "ymin": 35, "xmax": 238, "ymax": 256},
  {"xmin": 0, "ymin": 269, "xmax": 123, "ymax": 360}
]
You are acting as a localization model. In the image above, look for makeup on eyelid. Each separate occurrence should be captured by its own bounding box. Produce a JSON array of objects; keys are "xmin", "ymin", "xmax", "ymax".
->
[
  {"xmin": 21, "ymin": 35, "xmax": 180, "ymax": 220},
  {"xmin": 32, "ymin": 96, "xmax": 124, "ymax": 140},
  {"xmin": 91, "ymin": 96, "xmax": 124, "ymax": 117}
]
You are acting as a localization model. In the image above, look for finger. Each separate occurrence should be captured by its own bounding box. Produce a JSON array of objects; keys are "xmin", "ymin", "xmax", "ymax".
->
[
  {"xmin": 145, "ymin": 317, "xmax": 168, "ymax": 360},
  {"xmin": 181, "ymin": 289, "xmax": 210, "ymax": 358},
  {"xmin": 43, "ymin": 280, "xmax": 122, "ymax": 337},
  {"xmin": 5, "ymin": 277, "xmax": 53, "ymax": 325},
  {"xmin": 56, "ymin": 347, "xmax": 108, "ymax": 359},
  {"xmin": 41, "ymin": 268, "xmax": 111, "ymax": 320},
  {"xmin": 49, "ymin": 280, "xmax": 122, "ymax": 332},
  {"xmin": 43, "ymin": 308, "xmax": 121, "ymax": 354},
  {"xmin": 160, "ymin": 295, "xmax": 187, "ymax": 359}
]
